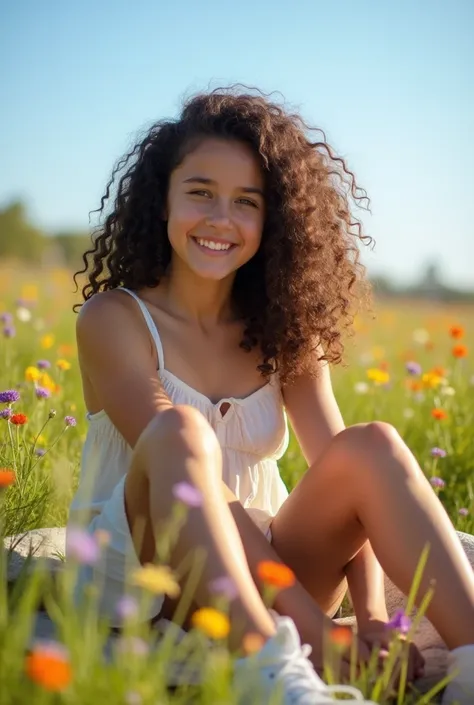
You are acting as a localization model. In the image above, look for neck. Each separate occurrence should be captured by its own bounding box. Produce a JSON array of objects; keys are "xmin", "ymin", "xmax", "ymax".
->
[{"xmin": 159, "ymin": 257, "xmax": 236, "ymax": 326}]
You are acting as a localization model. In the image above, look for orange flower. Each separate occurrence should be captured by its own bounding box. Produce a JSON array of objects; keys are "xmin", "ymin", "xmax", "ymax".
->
[
  {"xmin": 431, "ymin": 408, "xmax": 448, "ymax": 421},
  {"xmin": 0, "ymin": 469, "xmax": 15, "ymax": 488},
  {"xmin": 378, "ymin": 361, "xmax": 389, "ymax": 371},
  {"xmin": 452, "ymin": 344, "xmax": 468, "ymax": 359},
  {"xmin": 449, "ymin": 325, "xmax": 465, "ymax": 339},
  {"xmin": 431, "ymin": 366, "xmax": 447, "ymax": 377},
  {"xmin": 257, "ymin": 561, "xmax": 296, "ymax": 589},
  {"xmin": 329, "ymin": 626, "xmax": 353, "ymax": 649},
  {"xmin": 242, "ymin": 632, "xmax": 266, "ymax": 655},
  {"xmin": 10, "ymin": 413, "xmax": 28, "ymax": 425},
  {"xmin": 407, "ymin": 380, "xmax": 423, "ymax": 392},
  {"xmin": 25, "ymin": 643, "xmax": 72, "ymax": 691}
]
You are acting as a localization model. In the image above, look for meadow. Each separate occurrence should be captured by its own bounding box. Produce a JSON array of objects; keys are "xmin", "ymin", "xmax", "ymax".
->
[{"xmin": 0, "ymin": 261, "xmax": 473, "ymax": 704}]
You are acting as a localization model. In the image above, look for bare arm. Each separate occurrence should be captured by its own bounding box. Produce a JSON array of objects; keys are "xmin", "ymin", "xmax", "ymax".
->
[{"xmin": 76, "ymin": 291, "xmax": 174, "ymax": 448}]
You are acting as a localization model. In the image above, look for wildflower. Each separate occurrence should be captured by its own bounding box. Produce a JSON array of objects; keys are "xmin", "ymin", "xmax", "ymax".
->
[
  {"xmin": 25, "ymin": 366, "xmax": 41, "ymax": 382},
  {"xmin": 430, "ymin": 447, "xmax": 447, "ymax": 458},
  {"xmin": 115, "ymin": 636, "xmax": 149, "ymax": 657},
  {"xmin": 329, "ymin": 626, "xmax": 353, "ymax": 648},
  {"xmin": 430, "ymin": 477, "xmax": 445, "ymax": 489},
  {"xmin": 172, "ymin": 481, "xmax": 203, "ymax": 507},
  {"xmin": 0, "ymin": 469, "xmax": 16, "ymax": 488},
  {"xmin": 354, "ymin": 382, "xmax": 369, "ymax": 394},
  {"xmin": 0, "ymin": 312, "xmax": 12, "ymax": 323},
  {"xmin": 242, "ymin": 632, "xmax": 266, "ymax": 655},
  {"xmin": 48, "ymin": 409, "xmax": 57, "ymax": 418},
  {"xmin": 459, "ymin": 508, "xmax": 469, "ymax": 517},
  {"xmin": 131, "ymin": 564, "xmax": 180, "ymax": 598},
  {"xmin": 37, "ymin": 359, "xmax": 51, "ymax": 370},
  {"xmin": 386, "ymin": 609, "xmax": 412, "ymax": 635},
  {"xmin": 64, "ymin": 415, "xmax": 76, "ymax": 428},
  {"xmin": 412, "ymin": 329, "xmax": 429, "ymax": 345},
  {"xmin": 35, "ymin": 449, "xmax": 46, "ymax": 457},
  {"xmin": 0, "ymin": 389, "xmax": 20, "ymax": 404},
  {"xmin": 35, "ymin": 386, "xmax": 51, "ymax": 400},
  {"xmin": 115, "ymin": 595, "xmax": 139, "ymax": 620},
  {"xmin": 209, "ymin": 575, "xmax": 239, "ymax": 601},
  {"xmin": 257, "ymin": 561, "xmax": 296, "ymax": 589},
  {"xmin": 56, "ymin": 359, "xmax": 71, "ymax": 371},
  {"xmin": 57, "ymin": 344, "xmax": 75, "ymax": 357},
  {"xmin": 16, "ymin": 306, "xmax": 32, "ymax": 322},
  {"xmin": 0, "ymin": 408, "xmax": 12, "ymax": 420},
  {"xmin": 440, "ymin": 386, "xmax": 456, "ymax": 397},
  {"xmin": 10, "ymin": 413, "xmax": 28, "ymax": 425},
  {"xmin": 449, "ymin": 325, "xmax": 465, "ymax": 339},
  {"xmin": 431, "ymin": 366, "xmax": 447, "ymax": 378},
  {"xmin": 452, "ymin": 344, "xmax": 468, "ymax": 358},
  {"xmin": 403, "ymin": 408, "xmax": 415, "ymax": 419},
  {"xmin": 191, "ymin": 607, "xmax": 230, "ymax": 639},
  {"xmin": 25, "ymin": 641, "xmax": 71, "ymax": 691},
  {"xmin": 422, "ymin": 372, "xmax": 443, "ymax": 389},
  {"xmin": 3, "ymin": 325, "xmax": 16, "ymax": 338},
  {"xmin": 431, "ymin": 408, "xmax": 448, "ymax": 421},
  {"xmin": 407, "ymin": 380, "xmax": 423, "ymax": 392},
  {"xmin": 366, "ymin": 368, "xmax": 390, "ymax": 385},
  {"xmin": 40, "ymin": 334, "xmax": 55, "ymax": 349},
  {"xmin": 125, "ymin": 692, "xmax": 143, "ymax": 705},
  {"xmin": 66, "ymin": 528, "xmax": 101, "ymax": 565},
  {"xmin": 405, "ymin": 361, "xmax": 422, "ymax": 376}
]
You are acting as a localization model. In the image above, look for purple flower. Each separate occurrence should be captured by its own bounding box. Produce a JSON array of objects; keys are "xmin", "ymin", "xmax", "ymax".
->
[
  {"xmin": 0, "ymin": 389, "xmax": 20, "ymax": 404},
  {"xmin": 0, "ymin": 312, "xmax": 12, "ymax": 323},
  {"xmin": 405, "ymin": 361, "xmax": 422, "ymax": 376},
  {"xmin": 66, "ymin": 527, "xmax": 101, "ymax": 565},
  {"xmin": 35, "ymin": 386, "xmax": 51, "ymax": 400},
  {"xmin": 430, "ymin": 476, "xmax": 445, "ymax": 489},
  {"xmin": 35, "ymin": 448, "xmax": 46, "ymax": 457},
  {"xmin": 115, "ymin": 595, "xmax": 138, "ymax": 620},
  {"xmin": 37, "ymin": 359, "xmax": 51, "ymax": 370},
  {"xmin": 459, "ymin": 508, "xmax": 469, "ymax": 516},
  {"xmin": 3, "ymin": 325, "xmax": 16, "ymax": 338},
  {"xmin": 64, "ymin": 415, "xmax": 76, "ymax": 427},
  {"xmin": 115, "ymin": 636, "xmax": 149, "ymax": 657},
  {"xmin": 386, "ymin": 609, "xmax": 412, "ymax": 635},
  {"xmin": 172, "ymin": 481, "xmax": 203, "ymax": 507},
  {"xmin": 0, "ymin": 408, "xmax": 12, "ymax": 420},
  {"xmin": 430, "ymin": 447, "xmax": 447, "ymax": 458},
  {"xmin": 209, "ymin": 575, "xmax": 239, "ymax": 601}
]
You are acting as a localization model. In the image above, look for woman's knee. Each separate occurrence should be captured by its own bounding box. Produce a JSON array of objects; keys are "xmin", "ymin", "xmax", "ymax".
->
[{"xmin": 134, "ymin": 405, "xmax": 221, "ymax": 477}]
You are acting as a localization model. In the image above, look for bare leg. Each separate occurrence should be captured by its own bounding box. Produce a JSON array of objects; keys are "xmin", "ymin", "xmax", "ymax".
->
[{"xmin": 270, "ymin": 422, "xmax": 474, "ymax": 649}]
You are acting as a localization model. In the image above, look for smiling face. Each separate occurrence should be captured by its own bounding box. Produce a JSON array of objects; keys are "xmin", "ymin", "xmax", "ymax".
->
[{"xmin": 166, "ymin": 138, "xmax": 265, "ymax": 282}]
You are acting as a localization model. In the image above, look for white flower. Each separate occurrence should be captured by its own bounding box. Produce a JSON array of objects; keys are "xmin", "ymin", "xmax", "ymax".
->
[
  {"xmin": 412, "ymin": 328, "xmax": 430, "ymax": 345},
  {"xmin": 16, "ymin": 307, "xmax": 32, "ymax": 322},
  {"xmin": 414, "ymin": 392, "xmax": 425, "ymax": 403},
  {"xmin": 403, "ymin": 408, "xmax": 415, "ymax": 419},
  {"xmin": 359, "ymin": 352, "xmax": 374, "ymax": 365},
  {"xmin": 354, "ymin": 382, "xmax": 369, "ymax": 394},
  {"xmin": 440, "ymin": 386, "xmax": 456, "ymax": 397}
]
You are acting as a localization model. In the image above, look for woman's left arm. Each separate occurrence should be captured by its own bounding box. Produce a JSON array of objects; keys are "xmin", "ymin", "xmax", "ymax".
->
[{"xmin": 282, "ymin": 354, "xmax": 388, "ymax": 627}]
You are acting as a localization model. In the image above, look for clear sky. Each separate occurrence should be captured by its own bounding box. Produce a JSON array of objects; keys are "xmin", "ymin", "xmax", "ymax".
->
[{"xmin": 1, "ymin": 0, "xmax": 473, "ymax": 288}]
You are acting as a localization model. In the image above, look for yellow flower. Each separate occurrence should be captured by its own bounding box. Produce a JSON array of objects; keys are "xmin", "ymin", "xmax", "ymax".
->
[
  {"xmin": 366, "ymin": 368, "xmax": 390, "ymax": 385},
  {"xmin": 38, "ymin": 372, "xmax": 57, "ymax": 393},
  {"xmin": 21, "ymin": 284, "xmax": 38, "ymax": 302},
  {"xmin": 36, "ymin": 434, "xmax": 47, "ymax": 446},
  {"xmin": 422, "ymin": 372, "xmax": 443, "ymax": 389},
  {"xmin": 191, "ymin": 607, "xmax": 230, "ymax": 639},
  {"xmin": 131, "ymin": 564, "xmax": 180, "ymax": 598},
  {"xmin": 25, "ymin": 366, "xmax": 41, "ymax": 382},
  {"xmin": 40, "ymin": 334, "xmax": 55, "ymax": 350},
  {"xmin": 56, "ymin": 359, "xmax": 71, "ymax": 371}
]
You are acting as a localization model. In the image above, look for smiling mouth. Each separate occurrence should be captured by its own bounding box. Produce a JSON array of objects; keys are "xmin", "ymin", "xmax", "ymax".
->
[{"xmin": 191, "ymin": 236, "xmax": 237, "ymax": 254}]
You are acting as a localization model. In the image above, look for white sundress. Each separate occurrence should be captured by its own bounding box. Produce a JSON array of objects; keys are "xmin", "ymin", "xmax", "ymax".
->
[{"xmin": 67, "ymin": 287, "xmax": 290, "ymax": 626}]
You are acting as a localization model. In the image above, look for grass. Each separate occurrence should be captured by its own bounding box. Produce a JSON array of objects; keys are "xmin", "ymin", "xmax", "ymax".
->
[{"xmin": 0, "ymin": 261, "xmax": 473, "ymax": 703}]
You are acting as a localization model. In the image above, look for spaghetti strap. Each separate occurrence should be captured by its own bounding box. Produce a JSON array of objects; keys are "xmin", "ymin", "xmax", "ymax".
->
[{"xmin": 119, "ymin": 288, "xmax": 165, "ymax": 370}]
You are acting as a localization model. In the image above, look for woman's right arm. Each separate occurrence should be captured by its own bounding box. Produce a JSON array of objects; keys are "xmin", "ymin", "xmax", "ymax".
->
[{"xmin": 76, "ymin": 292, "xmax": 174, "ymax": 449}]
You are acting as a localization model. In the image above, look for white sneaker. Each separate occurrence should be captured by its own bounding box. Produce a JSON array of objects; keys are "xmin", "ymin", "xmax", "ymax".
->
[{"xmin": 234, "ymin": 616, "xmax": 377, "ymax": 704}]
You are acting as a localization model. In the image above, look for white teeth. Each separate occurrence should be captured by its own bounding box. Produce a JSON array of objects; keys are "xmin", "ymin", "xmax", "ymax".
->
[{"xmin": 195, "ymin": 238, "xmax": 232, "ymax": 251}]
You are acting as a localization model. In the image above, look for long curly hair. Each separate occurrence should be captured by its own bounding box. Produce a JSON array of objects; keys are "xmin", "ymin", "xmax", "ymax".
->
[{"xmin": 74, "ymin": 86, "xmax": 373, "ymax": 384}]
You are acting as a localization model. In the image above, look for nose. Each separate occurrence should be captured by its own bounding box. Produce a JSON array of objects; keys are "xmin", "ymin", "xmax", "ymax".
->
[{"xmin": 205, "ymin": 199, "xmax": 233, "ymax": 231}]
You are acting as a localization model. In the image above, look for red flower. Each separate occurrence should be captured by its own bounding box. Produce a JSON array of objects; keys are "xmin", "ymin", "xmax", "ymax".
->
[
  {"xmin": 449, "ymin": 325, "xmax": 465, "ymax": 339},
  {"xmin": 431, "ymin": 408, "xmax": 448, "ymax": 421},
  {"xmin": 10, "ymin": 413, "xmax": 28, "ymax": 425},
  {"xmin": 0, "ymin": 469, "xmax": 15, "ymax": 488},
  {"xmin": 452, "ymin": 344, "xmax": 468, "ymax": 359}
]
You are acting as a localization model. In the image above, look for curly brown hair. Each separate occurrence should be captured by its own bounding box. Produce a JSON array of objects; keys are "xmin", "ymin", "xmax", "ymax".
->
[{"xmin": 74, "ymin": 86, "xmax": 373, "ymax": 384}]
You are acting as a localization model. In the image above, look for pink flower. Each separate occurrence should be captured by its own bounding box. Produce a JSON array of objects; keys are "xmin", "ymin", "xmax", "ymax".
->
[
  {"xmin": 172, "ymin": 481, "xmax": 203, "ymax": 507},
  {"xmin": 66, "ymin": 527, "xmax": 100, "ymax": 565}
]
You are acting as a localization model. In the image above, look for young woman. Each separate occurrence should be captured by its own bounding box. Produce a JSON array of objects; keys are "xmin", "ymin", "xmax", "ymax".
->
[{"xmin": 69, "ymin": 88, "xmax": 474, "ymax": 704}]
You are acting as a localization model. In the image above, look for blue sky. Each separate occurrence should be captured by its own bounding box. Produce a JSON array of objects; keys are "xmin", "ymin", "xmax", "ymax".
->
[{"xmin": 1, "ymin": 0, "xmax": 473, "ymax": 288}]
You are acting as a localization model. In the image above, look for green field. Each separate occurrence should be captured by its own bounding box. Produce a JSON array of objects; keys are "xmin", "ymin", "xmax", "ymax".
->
[{"xmin": 1, "ymin": 263, "xmax": 473, "ymax": 703}]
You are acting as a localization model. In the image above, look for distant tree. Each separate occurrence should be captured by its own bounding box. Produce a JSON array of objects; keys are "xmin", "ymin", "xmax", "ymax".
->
[{"xmin": 0, "ymin": 201, "xmax": 45, "ymax": 261}]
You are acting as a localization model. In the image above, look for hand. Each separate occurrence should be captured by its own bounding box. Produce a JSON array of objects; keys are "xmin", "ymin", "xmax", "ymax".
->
[{"xmin": 358, "ymin": 619, "xmax": 425, "ymax": 684}]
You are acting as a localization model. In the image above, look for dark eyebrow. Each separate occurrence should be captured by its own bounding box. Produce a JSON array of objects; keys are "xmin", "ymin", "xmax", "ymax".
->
[{"xmin": 183, "ymin": 177, "xmax": 264, "ymax": 197}]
